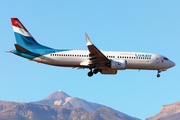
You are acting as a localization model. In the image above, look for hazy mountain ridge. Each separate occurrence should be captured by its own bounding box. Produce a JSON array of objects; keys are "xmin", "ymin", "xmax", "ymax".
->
[
  {"xmin": 146, "ymin": 101, "xmax": 180, "ymax": 120},
  {"xmin": 0, "ymin": 100, "xmax": 89, "ymax": 120},
  {"xmin": 0, "ymin": 100, "xmax": 139, "ymax": 120},
  {"xmin": 32, "ymin": 90, "xmax": 139, "ymax": 120},
  {"xmin": 33, "ymin": 90, "xmax": 103, "ymax": 113},
  {"xmin": 85, "ymin": 107, "xmax": 137, "ymax": 120},
  {"xmin": 0, "ymin": 91, "xmax": 140, "ymax": 120}
]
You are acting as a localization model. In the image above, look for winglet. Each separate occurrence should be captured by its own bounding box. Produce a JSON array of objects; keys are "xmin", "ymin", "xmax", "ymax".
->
[{"xmin": 85, "ymin": 33, "xmax": 93, "ymax": 46}]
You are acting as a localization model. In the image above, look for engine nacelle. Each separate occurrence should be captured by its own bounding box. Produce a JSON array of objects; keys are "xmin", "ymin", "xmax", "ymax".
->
[{"xmin": 110, "ymin": 60, "xmax": 127, "ymax": 70}]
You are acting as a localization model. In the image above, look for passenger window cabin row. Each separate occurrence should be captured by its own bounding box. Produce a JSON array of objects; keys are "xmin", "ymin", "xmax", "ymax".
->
[
  {"xmin": 50, "ymin": 54, "xmax": 151, "ymax": 59},
  {"xmin": 50, "ymin": 54, "xmax": 89, "ymax": 57}
]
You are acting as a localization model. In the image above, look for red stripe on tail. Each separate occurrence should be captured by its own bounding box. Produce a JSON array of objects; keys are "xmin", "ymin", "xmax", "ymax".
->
[{"xmin": 11, "ymin": 18, "xmax": 28, "ymax": 32}]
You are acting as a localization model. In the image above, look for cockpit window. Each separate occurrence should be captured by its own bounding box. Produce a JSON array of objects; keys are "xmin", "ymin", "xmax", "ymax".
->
[{"xmin": 164, "ymin": 58, "xmax": 169, "ymax": 60}]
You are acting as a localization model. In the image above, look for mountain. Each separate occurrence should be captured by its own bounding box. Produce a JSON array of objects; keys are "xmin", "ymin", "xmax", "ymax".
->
[
  {"xmin": 146, "ymin": 101, "xmax": 180, "ymax": 120},
  {"xmin": 32, "ymin": 90, "xmax": 139, "ymax": 120},
  {"xmin": 33, "ymin": 90, "xmax": 104, "ymax": 113},
  {"xmin": 0, "ymin": 100, "xmax": 88, "ymax": 120},
  {"xmin": 85, "ymin": 107, "xmax": 138, "ymax": 120},
  {"xmin": 0, "ymin": 100, "xmax": 138, "ymax": 120}
]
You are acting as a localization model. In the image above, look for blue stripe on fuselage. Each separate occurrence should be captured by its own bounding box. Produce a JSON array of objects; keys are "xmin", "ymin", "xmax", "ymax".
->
[
  {"xmin": 12, "ymin": 50, "xmax": 39, "ymax": 60},
  {"xmin": 32, "ymin": 49, "xmax": 71, "ymax": 55},
  {"xmin": 12, "ymin": 49, "xmax": 71, "ymax": 60}
]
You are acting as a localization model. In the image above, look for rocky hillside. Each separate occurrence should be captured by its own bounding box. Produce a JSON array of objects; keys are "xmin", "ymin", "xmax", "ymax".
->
[
  {"xmin": 32, "ymin": 90, "xmax": 139, "ymax": 120},
  {"xmin": 33, "ymin": 90, "xmax": 103, "ymax": 113},
  {"xmin": 0, "ymin": 100, "xmax": 139, "ymax": 120},
  {"xmin": 146, "ymin": 101, "xmax": 180, "ymax": 120},
  {"xmin": 85, "ymin": 107, "xmax": 138, "ymax": 120}
]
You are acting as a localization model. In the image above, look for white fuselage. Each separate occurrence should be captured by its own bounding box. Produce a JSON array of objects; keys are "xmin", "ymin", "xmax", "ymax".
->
[{"xmin": 33, "ymin": 50, "xmax": 175, "ymax": 71}]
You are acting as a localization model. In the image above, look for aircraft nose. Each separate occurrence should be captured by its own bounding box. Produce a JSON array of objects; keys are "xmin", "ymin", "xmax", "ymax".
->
[{"xmin": 170, "ymin": 61, "xmax": 175, "ymax": 68}]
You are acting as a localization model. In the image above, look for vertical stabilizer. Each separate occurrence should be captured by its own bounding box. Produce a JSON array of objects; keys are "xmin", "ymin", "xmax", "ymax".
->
[{"xmin": 11, "ymin": 18, "xmax": 52, "ymax": 49}]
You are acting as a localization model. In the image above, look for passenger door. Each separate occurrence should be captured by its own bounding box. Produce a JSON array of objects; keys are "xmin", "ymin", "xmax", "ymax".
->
[{"xmin": 156, "ymin": 56, "xmax": 160, "ymax": 63}]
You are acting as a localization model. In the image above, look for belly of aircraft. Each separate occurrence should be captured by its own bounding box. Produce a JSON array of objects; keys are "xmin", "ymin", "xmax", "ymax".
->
[
  {"xmin": 33, "ymin": 56, "xmax": 87, "ymax": 67},
  {"xmin": 126, "ymin": 60, "xmax": 153, "ymax": 70},
  {"xmin": 33, "ymin": 56, "xmax": 160, "ymax": 70}
]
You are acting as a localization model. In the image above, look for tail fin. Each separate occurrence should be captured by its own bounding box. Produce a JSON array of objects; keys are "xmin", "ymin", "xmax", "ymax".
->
[{"xmin": 11, "ymin": 18, "xmax": 52, "ymax": 49}]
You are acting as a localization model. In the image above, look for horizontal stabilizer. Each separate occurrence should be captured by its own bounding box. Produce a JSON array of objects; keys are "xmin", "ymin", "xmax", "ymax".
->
[
  {"xmin": 5, "ymin": 51, "xmax": 11, "ymax": 53},
  {"xmin": 14, "ymin": 44, "xmax": 31, "ymax": 53}
]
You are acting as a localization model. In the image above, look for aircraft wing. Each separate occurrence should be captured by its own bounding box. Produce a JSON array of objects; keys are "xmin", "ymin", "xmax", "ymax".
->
[{"xmin": 85, "ymin": 33, "xmax": 110, "ymax": 68}]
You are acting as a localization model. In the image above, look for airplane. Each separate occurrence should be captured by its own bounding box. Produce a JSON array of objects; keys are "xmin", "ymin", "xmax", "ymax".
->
[{"xmin": 9, "ymin": 18, "xmax": 175, "ymax": 77}]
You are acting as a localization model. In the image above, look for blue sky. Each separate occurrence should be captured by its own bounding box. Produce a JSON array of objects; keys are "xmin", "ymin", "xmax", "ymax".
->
[{"xmin": 1, "ymin": 1, "xmax": 180, "ymax": 119}]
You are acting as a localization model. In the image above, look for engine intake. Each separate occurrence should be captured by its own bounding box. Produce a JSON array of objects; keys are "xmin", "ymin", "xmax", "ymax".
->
[{"xmin": 110, "ymin": 60, "xmax": 127, "ymax": 70}]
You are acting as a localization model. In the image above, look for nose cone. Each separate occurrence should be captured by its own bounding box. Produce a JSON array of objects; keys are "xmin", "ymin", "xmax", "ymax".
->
[{"xmin": 169, "ymin": 61, "xmax": 175, "ymax": 68}]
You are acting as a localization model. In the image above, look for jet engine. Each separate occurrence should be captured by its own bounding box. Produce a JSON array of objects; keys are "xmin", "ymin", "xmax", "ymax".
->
[{"xmin": 110, "ymin": 60, "xmax": 127, "ymax": 70}]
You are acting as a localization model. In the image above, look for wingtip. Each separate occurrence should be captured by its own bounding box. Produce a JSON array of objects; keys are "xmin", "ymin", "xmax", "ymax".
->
[{"xmin": 85, "ymin": 33, "xmax": 93, "ymax": 46}]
